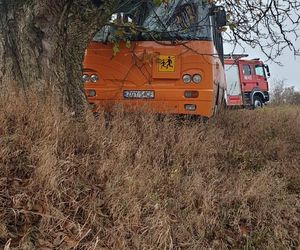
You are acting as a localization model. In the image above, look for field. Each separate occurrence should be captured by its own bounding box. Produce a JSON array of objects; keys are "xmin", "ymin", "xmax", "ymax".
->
[{"xmin": 0, "ymin": 91, "xmax": 299, "ymax": 249}]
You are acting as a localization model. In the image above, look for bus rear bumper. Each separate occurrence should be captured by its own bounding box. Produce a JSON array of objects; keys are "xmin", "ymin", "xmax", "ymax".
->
[
  {"xmin": 86, "ymin": 88, "xmax": 215, "ymax": 117},
  {"xmin": 88, "ymin": 99, "xmax": 214, "ymax": 117}
]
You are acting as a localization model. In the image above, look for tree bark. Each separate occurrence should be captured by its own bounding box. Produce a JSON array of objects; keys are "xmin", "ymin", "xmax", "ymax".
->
[{"xmin": 0, "ymin": 0, "xmax": 117, "ymax": 113}]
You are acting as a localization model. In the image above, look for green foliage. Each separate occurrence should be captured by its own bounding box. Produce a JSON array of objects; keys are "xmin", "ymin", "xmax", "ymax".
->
[
  {"xmin": 125, "ymin": 40, "xmax": 131, "ymax": 48},
  {"xmin": 228, "ymin": 22, "xmax": 236, "ymax": 31},
  {"xmin": 112, "ymin": 41, "xmax": 120, "ymax": 56},
  {"xmin": 153, "ymin": 0, "xmax": 163, "ymax": 6}
]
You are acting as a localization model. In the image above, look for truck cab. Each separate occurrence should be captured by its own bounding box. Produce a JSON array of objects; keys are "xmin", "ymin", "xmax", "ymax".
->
[{"xmin": 224, "ymin": 55, "xmax": 270, "ymax": 108}]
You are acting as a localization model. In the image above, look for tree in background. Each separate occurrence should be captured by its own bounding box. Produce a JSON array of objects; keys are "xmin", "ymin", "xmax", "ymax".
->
[
  {"xmin": 0, "ymin": 0, "xmax": 299, "ymax": 112},
  {"xmin": 223, "ymin": 0, "xmax": 300, "ymax": 62},
  {"xmin": 271, "ymin": 80, "xmax": 300, "ymax": 105}
]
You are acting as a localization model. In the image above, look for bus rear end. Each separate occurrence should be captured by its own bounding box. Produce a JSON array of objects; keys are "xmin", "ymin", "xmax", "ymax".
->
[{"xmin": 83, "ymin": 1, "xmax": 226, "ymax": 117}]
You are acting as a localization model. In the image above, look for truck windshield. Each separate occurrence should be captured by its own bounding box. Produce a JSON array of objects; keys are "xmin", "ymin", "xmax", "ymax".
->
[
  {"xmin": 93, "ymin": 0, "xmax": 212, "ymax": 42},
  {"xmin": 255, "ymin": 65, "xmax": 266, "ymax": 77}
]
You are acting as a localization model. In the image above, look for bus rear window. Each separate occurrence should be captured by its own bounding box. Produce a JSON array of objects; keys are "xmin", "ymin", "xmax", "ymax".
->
[{"xmin": 93, "ymin": 0, "xmax": 212, "ymax": 42}]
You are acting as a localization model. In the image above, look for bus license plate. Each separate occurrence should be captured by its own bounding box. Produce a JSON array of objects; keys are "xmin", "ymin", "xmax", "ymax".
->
[{"xmin": 123, "ymin": 90, "xmax": 154, "ymax": 99}]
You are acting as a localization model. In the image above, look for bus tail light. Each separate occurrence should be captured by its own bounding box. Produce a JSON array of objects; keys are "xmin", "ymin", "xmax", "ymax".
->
[
  {"xmin": 87, "ymin": 90, "xmax": 96, "ymax": 97},
  {"xmin": 82, "ymin": 74, "xmax": 90, "ymax": 83},
  {"xmin": 184, "ymin": 91, "xmax": 199, "ymax": 98},
  {"xmin": 184, "ymin": 104, "xmax": 197, "ymax": 111},
  {"xmin": 90, "ymin": 74, "xmax": 99, "ymax": 83},
  {"xmin": 182, "ymin": 74, "xmax": 192, "ymax": 84},
  {"xmin": 183, "ymin": 74, "xmax": 202, "ymax": 84},
  {"xmin": 82, "ymin": 74, "xmax": 99, "ymax": 83},
  {"xmin": 192, "ymin": 74, "xmax": 202, "ymax": 83}
]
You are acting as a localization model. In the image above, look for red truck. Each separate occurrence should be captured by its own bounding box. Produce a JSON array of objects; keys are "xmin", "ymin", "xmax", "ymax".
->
[{"xmin": 224, "ymin": 55, "xmax": 270, "ymax": 108}]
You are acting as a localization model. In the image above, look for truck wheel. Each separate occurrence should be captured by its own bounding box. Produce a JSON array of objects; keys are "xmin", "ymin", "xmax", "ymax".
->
[{"xmin": 253, "ymin": 96, "xmax": 263, "ymax": 109}]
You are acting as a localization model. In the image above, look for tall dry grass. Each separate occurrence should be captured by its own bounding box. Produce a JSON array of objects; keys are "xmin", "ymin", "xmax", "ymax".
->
[{"xmin": 0, "ymin": 90, "xmax": 299, "ymax": 249}]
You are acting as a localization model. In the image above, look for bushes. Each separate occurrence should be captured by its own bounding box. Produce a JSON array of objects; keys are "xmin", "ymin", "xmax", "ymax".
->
[
  {"xmin": 271, "ymin": 80, "xmax": 300, "ymax": 105},
  {"xmin": 0, "ymin": 90, "xmax": 299, "ymax": 249}
]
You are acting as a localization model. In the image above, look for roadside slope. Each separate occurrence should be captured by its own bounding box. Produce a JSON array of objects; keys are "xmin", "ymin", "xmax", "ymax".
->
[{"xmin": 0, "ymin": 92, "xmax": 299, "ymax": 249}]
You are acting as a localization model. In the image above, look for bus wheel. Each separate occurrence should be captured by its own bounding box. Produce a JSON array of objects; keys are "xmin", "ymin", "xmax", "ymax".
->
[{"xmin": 253, "ymin": 96, "xmax": 263, "ymax": 109}]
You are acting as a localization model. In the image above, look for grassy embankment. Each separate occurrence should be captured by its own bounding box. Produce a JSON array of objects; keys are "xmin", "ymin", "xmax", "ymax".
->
[{"xmin": 0, "ymin": 91, "xmax": 299, "ymax": 249}]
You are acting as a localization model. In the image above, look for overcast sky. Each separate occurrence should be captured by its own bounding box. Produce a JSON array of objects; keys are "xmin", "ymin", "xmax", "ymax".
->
[{"xmin": 224, "ymin": 39, "xmax": 300, "ymax": 90}]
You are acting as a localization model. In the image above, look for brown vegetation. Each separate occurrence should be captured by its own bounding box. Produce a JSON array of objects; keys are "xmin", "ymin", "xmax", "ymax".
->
[
  {"xmin": 0, "ymin": 90, "xmax": 299, "ymax": 249},
  {"xmin": 271, "ymin": 81, "xmax": 300, "ymax": 106}
]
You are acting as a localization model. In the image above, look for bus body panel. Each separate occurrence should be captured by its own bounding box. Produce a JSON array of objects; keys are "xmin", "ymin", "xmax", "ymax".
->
[{"xmin": 84, "ymin": 40, "xmax": 225, "ymax": 117}]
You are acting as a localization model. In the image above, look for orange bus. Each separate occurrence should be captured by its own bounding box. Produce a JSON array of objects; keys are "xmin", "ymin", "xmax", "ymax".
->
[{"xmin": 83, "ymin": 1, "xmax": 227, "ymax": 117}]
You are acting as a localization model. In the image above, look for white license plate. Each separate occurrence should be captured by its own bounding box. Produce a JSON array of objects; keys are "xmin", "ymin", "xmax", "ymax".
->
[{"xmin": 123, "ymin": 90, "xmax": 155, "ymax": 99}]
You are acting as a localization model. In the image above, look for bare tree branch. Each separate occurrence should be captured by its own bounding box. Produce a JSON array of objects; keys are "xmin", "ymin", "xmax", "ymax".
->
[{"xmin": 221, "ymin": 0, "xmax": 300, "ymax": 61}]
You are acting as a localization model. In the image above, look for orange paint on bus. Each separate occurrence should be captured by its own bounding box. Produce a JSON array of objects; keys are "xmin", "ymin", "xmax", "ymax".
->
[{"xmin": 83, "ymin": 40, "xmax": 226, "ymax": 117}]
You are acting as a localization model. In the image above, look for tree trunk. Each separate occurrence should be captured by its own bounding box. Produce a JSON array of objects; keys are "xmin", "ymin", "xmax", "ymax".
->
[{"xmin": 0, "ymin": 0, "xmax": 117, "ymax": 113}]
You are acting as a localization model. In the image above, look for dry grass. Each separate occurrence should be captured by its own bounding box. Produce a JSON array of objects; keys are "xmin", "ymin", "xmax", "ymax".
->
[{"xmin": 0, "ymin": 90, "xmax": 299, "ymax": 249}]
